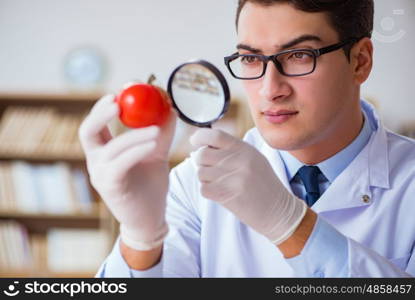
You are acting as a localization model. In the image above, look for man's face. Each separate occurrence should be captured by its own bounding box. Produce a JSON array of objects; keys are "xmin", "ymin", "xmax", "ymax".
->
[{"xmin": 237, "ymin": 3, "xmax": 357, "ymax": 151}]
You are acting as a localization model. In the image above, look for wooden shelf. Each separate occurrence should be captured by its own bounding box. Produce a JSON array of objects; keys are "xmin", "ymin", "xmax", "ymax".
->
[
  {"xmin": 0, "ymin": 151, "xmax": 85, "ymax": 162},
  {"xmin": 0, "ymin": 92, "xmax": 102, "ymax": 114},
  {"xmin": 0, "ymin": 209, "xmax": 100, "ymax": 221},
  {"xmin": 0, "ymin": 93, "xmax": 114, "ymax": 278},
  {"xmin": 0, "ymin": 209, "xmax": 102, "ymax": 233},
  {"xmin": 0, "ymin": 92, "xmax": 102, "ymax": 103},
  {"xmin": 0, "ymin": 92, "xmax": 253, "ymax": 277},
  {"xmin": 0, "ymin": 269, "xmax": 96, "ymax": 278}
]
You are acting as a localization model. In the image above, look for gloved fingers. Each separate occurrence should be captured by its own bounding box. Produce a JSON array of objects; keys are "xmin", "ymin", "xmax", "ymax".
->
[
  {"xmin": 197, "ymin": 165, "xmax": 228, "ymax": 183},
  {"xmin": 142, "ymin": 108, "xmax": 177, "ymax": 161},
  {"xmin": 79, "ymin": 94, "xmax": 118, "ymax": 151},
  {"xmin": 189, "ymin": 146, "xmax": 206, "ymax": 170},
  {"xmin": 190, "ymin": 128, "xmax": 239, "ymax": 150},
  {"xmin": 200, "ymin": 180, "xmax": 220, "ymax": 201},
  {"xmin": 102, "ymin": 126, "xmax": 160, "ymax": 161},
  {"xmin": 158, "ymin": 108, "xmax": 177, "ymax": 143},
  {"xmin": 192, "ymin": 145, "xmax": 231, "ymax": 167},
  {"xmin": 199, "ymin": 176, "xmax": 235, "ymax": 204},
  {"xmin": 109, "ymin": 141, "xmax": 157, "ymax": 182}
]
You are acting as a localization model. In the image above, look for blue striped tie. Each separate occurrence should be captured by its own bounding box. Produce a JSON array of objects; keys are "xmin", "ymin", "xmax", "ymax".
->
[{"xmin": 297, "ymin": 166, "xmax": 322, "ymax": 207}]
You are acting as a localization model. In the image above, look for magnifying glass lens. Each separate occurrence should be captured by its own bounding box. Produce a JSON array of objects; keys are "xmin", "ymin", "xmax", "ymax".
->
[{"xmin": 168, "ymin": 60, "xmax": 230, "ymax": 127}]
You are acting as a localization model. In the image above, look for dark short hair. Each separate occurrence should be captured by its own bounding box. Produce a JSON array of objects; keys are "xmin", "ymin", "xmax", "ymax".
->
[{"xmin": 236, "ymin": 0, "xmax": 374, "ymax": 43}]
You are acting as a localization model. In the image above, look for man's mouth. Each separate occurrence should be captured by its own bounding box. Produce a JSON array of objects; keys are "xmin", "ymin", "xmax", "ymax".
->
[{"xmin": 262, "ymin": 109, "xmax": 298, "ymax": 124}]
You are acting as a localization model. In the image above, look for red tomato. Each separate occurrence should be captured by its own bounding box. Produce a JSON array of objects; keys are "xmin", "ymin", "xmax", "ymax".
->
[{"xmin": 116, "ymin": 84, "xmax": 170, "ymax": 128}]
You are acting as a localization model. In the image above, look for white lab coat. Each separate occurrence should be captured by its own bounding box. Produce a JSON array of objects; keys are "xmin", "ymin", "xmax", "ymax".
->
[{"xmin": 99, "ymin": 101, "xmax": 415, "ymax": 277}]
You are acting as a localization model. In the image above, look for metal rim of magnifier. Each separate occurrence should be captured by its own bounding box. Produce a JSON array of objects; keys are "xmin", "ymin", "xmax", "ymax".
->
[{"xmin": 167, "ymin": 59, "xmax": 230, "ymax": 128}]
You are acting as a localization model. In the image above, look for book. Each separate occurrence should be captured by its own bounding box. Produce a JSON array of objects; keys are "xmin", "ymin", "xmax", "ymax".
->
[
  {"xmin": 70, "ymin": 168, "xmax": 94, "ymax": 214},
  {"xmin": 0, "ymin": 106, "xmax": 85, "ymax": 159},
  {"xmin": 10, "ymin": 161, "xmax": 40, "ymax": 213},
  {"xmin": 25, "ymin": 107, "xmax": 55, "ymax": 155},
  {"xmin": 0, "ymin": 107, "xmax": 27, "ymax": 155},
  {"xmin": 34, "ymin": 163, "xmax": 75, "ymax": 214},
  {"xmin": 47, "ymin": 228, "xmax": 110, "ymax": 272},
  {"xmin": 0, "ymin": 162, "xmax": 9, "ymax": 211},
  {"xmin": 0, "ymin": 162, "xmax": 16, "ymax": 211},
  {"xmin": 0, "ymin": 223, "xmax": 10, "ymax": 269},
  {"xmin": 0, "ymin": 221, "xmax": 32, "ymax": 270}
]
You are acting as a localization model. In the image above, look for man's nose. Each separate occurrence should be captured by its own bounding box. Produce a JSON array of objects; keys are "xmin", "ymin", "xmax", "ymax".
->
[{"xmin": 259, "ymin": 61, "xmax": 292, "ymax": 102}]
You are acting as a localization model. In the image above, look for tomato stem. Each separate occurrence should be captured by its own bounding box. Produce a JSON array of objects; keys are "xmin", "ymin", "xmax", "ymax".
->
[{"xmin": 147, "ymin": 74, "xmax": 156, "ymax": 85}]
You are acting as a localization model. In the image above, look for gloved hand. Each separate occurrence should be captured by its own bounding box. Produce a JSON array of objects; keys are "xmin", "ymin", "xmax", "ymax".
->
[
  {"xmin": 78, "ymin": 92, "xmax": 176, "ymax": 251},
  {"xmin": 190, "ymin": 128, "xmax": 307, "ymax": 245}
]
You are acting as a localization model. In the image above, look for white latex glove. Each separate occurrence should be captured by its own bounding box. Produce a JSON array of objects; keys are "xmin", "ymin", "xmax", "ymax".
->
[
  {"xmin": 190, "ymin": 128, "xmax": 307, "ymax": 245},
  {"xmin": 79, "ymin": 92, "xmax": 176, "ymax": 251}
]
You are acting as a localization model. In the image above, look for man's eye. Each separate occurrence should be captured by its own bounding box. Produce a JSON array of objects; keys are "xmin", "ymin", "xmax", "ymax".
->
[
  {"xmin": 289, "ymin": 52, "xmax": 312, "ymax": 60},
  {"xmin": 240, "ymin": 56, "xmax": 259, "ymax": 64}
]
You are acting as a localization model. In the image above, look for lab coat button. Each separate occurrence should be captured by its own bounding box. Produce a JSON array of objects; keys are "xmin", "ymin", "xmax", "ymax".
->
[{"xmin": 362, "ymin": 195, "xmax": 371, "ymax": 203}]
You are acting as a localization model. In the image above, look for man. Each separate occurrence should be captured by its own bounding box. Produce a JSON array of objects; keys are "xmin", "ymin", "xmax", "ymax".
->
[{"xmin": 79, "ymin": 0, "xmax": 415, "ymax": 277}]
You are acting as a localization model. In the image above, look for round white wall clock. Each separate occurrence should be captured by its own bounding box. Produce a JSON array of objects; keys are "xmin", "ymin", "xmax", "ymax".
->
[{"xmin": 63, "ymin": 47, "xmax": 107, "ymax": 90}]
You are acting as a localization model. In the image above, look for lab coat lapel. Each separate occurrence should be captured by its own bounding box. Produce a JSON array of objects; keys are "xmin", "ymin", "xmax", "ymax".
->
[
  {"xmin": 257, "ymin": 100, "xmax": 390, "ymax": 213},
  {"xmin": 260, "ymin": 141, "xmax": 293, "ymax": 193},
  {"xmin": 312, "ymin": 119, "xmax": 390, "ymax": 213},
  {"xmin": 311, "ymin": 144, "xmax": 372, "ymax": 213}
]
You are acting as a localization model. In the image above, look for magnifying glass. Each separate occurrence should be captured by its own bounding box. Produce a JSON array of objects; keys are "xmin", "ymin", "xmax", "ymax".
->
[{"xmin": 167, "ymin": 60, "xmax": 230, "ymax": 128}]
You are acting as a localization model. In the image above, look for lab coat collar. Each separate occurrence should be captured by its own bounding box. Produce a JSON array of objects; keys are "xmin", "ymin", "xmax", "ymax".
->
[
  {"xmin": 362, "ymin": 100, "xmax": 390, "ymax": 190},
  {"xmin": 259, "ymin": 100, "xmax": 390, "ymax": 213}
]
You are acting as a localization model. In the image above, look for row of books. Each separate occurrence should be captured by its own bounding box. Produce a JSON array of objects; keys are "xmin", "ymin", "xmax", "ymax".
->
[
  {"xmin": 0, "ymin": 103, "xmax": 248, "ymax": 164},
  {"xmin": 47, "ymin": 227, "xmax": 110, "ymax": 273},
  {"xmin": 0, "ymin": 220, "xmax": 110, "ymax": 273},
  {"xmin": 0, "ymin": 161, "xmax": 94, "ymax": 215},
  {"xmin": 0, "ymin": 221, "xmax": 32, "ymax": 270},
  {"xmin": 0, "ymin": 106, "xmax": 86, "ymax": 158}
]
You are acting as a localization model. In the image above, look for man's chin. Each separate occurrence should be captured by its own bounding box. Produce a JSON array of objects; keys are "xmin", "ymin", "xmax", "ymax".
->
[{"xmin": 260, "ymin": 131, "xmax": 303, "ymax": 151}]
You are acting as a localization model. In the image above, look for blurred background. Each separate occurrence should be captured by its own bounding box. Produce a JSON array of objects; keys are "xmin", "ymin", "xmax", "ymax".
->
[{"xmin": 0, "ymin": 0, "xmax": 413, "ymax": 277}]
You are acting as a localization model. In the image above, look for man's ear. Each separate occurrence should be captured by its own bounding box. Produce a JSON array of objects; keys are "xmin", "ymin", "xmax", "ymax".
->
[{"xmin": 349, "ymin": 37, "xmax": 373, "ymax": 85}]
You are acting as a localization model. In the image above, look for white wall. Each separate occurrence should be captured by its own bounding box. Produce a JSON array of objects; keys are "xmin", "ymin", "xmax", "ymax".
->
[
  {"xmin": 0, "ymin": 0, "xmax": 239, "ymax": 93},
  {"xmin": 365, "ymin": 0, "xmax": 415, "ymax": 131},
  {"xmin": 0, "ymin": 0, "xmax": 414, "ymax": 131}
]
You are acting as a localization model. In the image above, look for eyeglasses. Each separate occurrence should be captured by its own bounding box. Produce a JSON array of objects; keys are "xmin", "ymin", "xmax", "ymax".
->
[{"xmin": 224, "ymin": 39, "xmax": 357, "ymax": 80}]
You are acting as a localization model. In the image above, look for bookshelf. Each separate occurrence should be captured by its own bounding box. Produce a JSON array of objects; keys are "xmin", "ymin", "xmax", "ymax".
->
[
  {"xmin": 0, "ymin": 92, "xmax": 112, "ymax": 278},
  {"xmin": 0, "ymin": 92, "xmax": 253, "ymax": 278}
]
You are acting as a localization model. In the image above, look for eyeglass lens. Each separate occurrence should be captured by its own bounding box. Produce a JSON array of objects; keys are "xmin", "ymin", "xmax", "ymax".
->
[{"xmin": 229, "ymin": 50, "xmax": 316, "ymax": 78}]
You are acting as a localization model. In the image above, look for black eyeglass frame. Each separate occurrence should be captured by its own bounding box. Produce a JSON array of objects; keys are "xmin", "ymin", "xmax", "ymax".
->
[{"xmin": 224, "ymin": 38, "xmax": 358, "ymax": 79}]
